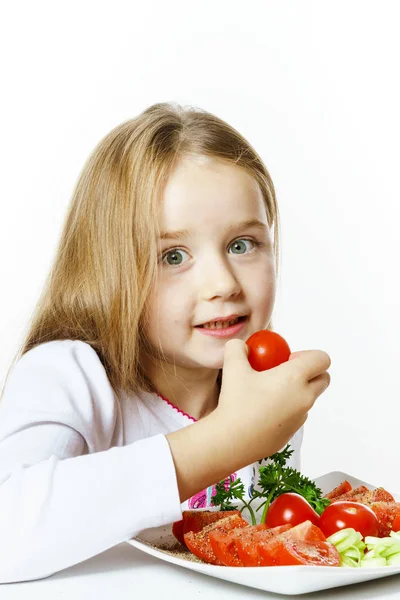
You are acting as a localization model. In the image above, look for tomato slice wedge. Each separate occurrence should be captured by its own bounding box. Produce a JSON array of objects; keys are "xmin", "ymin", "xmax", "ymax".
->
[
  {"xmin": 253, "ymin": 520, "xmax": 338, "ymax": 567},
  {"xmin": 209, "ymin": 523, "xmax": 269, "ymax": 566},
  {"xmin": 325, "ymin": 480, "xmax": 352, "ymax": 500},
  {"xmin": 184, "ymin": 514, "xmax": 248, "ymax": 565},
  {"xmin": 172, "ymin": 519, "xmax": 185, "ymax": 546},
  {"xmin": 369, "ymin": 488, "xmax": 395, "ymax": 503},
  {"xmin": 258, "ymin": 537, "xmax": 340, "ymax": 566},
  {"xmin": 248, "ymin": 521, "xmax": 326, "ymax": 566},
  {"xmin": 370, "ymin": 502, "xmax": 398, "ymax": 537},
  {"xmin": 172, "ymin": 510, "xmax": 240, "ymax": 546},
  {"xmin": 392, "ymin": 507, "xmax": 400, "ymax": 532},
  {"xmin": 331, "ymin": 485, "xmax": 369, "ymax": 502},
  {"xmin": 235, "ymin": 524, "xmax": 292, "ymax": 566},
  {"xmin": 280, "ymin": 520, "xmax": 327, "ymax": 542}
]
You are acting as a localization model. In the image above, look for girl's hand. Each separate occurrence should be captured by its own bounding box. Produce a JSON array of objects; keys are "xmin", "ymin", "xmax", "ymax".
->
[
  {"xmin": 216, "ymin": 339, "xmax": 331, "ymax": 464},
  {"xmin": 166, "ymin": 339, "xmax": 330, "ymax": 502}
]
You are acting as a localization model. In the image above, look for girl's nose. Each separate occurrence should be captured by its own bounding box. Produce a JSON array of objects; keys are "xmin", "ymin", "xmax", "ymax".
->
[{"xmin": 198, "ymin": 258, "xmax": 241, "ymax": 301}]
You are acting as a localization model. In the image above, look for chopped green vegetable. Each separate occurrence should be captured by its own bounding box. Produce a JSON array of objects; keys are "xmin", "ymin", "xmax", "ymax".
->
[
  {"xmin": 327, "ymin": 528, "xmax": 363, "ymax": 554},
  {"xmin": 360, "ymin": 557, "xmax": 387, "ymax": 568},
  {"xmin": 387, "ymin": 553, "xmax": 400, "ymax": 566},
  {"xmin": 328, "ymin": 528, "xmax": 400, "ymax": 568},
  {"xmin": 341, "ymin": 555, "xmax": 359, "ymax": 568}
]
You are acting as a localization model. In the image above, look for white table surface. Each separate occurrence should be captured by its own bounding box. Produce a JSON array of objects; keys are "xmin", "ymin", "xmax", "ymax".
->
[{"xmin": 2, "ymin": 541, "xmax": 400, "ymax": 600}]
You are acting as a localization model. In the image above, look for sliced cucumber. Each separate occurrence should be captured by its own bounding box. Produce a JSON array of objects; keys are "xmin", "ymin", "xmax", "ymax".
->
[{"xmin": 360, "ymin": 557, "xmax": 387, "ymax": 568}]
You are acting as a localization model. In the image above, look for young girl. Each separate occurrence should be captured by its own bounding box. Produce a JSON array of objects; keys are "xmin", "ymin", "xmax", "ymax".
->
[{"xmin": 0, "ymin": 102, "xmax": 330, "ymax": 583}]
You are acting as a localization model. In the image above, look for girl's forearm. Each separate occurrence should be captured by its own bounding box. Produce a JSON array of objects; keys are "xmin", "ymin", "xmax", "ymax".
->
[{"xmin": 165, "ymin": 410, "xmax": 264, "ymax": 502}]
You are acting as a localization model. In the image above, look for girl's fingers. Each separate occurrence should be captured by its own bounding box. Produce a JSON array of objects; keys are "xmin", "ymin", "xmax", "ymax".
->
[
  {"xmin": 287, "ymin": 350, "xmax": 331, "ymax": 381},
  {"xmin": 308, "ymin": 371, "xmax": 331, "ymax": 398},
  {"xmin": 223, "ymin": 338, "xmax": 250, "ymax": 370}
]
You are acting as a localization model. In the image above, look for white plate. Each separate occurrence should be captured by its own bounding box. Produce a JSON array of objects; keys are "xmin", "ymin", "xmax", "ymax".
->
[{"xmin": 127, "ymin": 471, "xmax": 400, "ymax": 595}]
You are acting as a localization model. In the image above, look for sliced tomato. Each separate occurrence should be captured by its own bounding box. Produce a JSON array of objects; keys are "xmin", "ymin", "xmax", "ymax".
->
[
  {"xmin": 208, "ymin": 523, "xmax": 261, "ymax": 566},
  {"xmin": 172, "ymin": 519, "xmax": 185, "ymax": 546},
  {"xmin": 255, "ymin": 521, "xmax": 332, "ymax": 567},
  {"xmin": 235, "ymin": 524, "xmax": 292, "ymax": 566},
  {"xmin": 208, "ymin": 530, "xmax": 243, "ymax": 566},
  {"xmin": 182, "ymin": 510, "xmax": 239, "ymax": 536},
  {"xmin": 265, "ymin": 493, "xmax": 320, "ymax": 528},
  {"xmin": 331, "ymin": 485, "xmax": 369, "ymax": 502},
  {"xmin": 324, "ymin": 480, "xmax": 352, "ymax": 500},
  {"xmin": 258, "ymin": 537, "xmax": 340, "ymax": 566},
  {"xmin": 370, "ymin": 502, "xmax": 398, "ymax": 537},
  {"xmin": 392, "ymin": 507, "xmax": 400, "ymax": 532},
  {"xmin": 279, "ymin": 520, "xmax": 326, "ymax": 542},
  {"xmin": 331, "ymin": 487, "xmax": 395, "ymax": 506},
  {"xmin": 172, "ymin": 510, "xmax": 240, "ymax": 546},
  {"xmin": 184, "ymin": 514, "xmax": 248, "ymax": 565},
  {"xmin": 369, "ymin": 488, "xmax": 395, "ymax": 503},
  {"xmin": 209, "ymin": 523, "xmax": 270, "ymax": 566}
]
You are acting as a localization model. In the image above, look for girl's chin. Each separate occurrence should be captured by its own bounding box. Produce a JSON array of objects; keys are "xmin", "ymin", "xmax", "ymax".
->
[
  {"xmin": 162, "ymin": 352, "xmax": 223, "ymax": 372},
  {"xmin": 194, "ymin": 357, "xmax": 224, "ymax": 371},
  {"xmin": 178, "ymin": 351, "xmax": 223, "ymax": 371}
]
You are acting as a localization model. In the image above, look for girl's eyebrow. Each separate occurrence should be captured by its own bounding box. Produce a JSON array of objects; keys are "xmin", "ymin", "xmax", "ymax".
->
[
  {"xmin": 159, "ymin": 228, "xmax": 191, "ymax": 241},
  {"xmin": 159, "ymin": 219, "xmax": 268, "ymax": 241}
]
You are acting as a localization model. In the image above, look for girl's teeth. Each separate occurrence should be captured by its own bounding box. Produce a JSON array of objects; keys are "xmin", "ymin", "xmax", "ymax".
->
[{"xmin": 203, "ymin": 318, "xmax": 239, "ymax": 329}]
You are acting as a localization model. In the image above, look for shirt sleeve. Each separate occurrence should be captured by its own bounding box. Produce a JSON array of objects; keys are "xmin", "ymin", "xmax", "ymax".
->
[{"xmin": 0, "ymin": 341, "xmax": 182, "ymax": 583}]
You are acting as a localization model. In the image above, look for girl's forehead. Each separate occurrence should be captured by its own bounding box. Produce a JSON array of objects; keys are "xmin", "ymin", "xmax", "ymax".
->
[
  {"xmin": 158, "ymin": 156, "xmax": 266, "ymax": 234},
  {"xmin": 164, "ymin": 154, "xmax": 258, "ymax": 193}
]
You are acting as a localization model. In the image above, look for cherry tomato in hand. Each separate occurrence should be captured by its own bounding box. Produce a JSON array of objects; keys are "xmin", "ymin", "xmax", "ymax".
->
[
  {"xmin": 246, "ymin": 330, "xmax": 291, "ymax": 371},
  {"xmin": 265, "ymin": 493, "xmax": 321, "ymax": 528},
  {"xmin": 319, "ymin": 501, "xmax": 379, "ymax": 538}
]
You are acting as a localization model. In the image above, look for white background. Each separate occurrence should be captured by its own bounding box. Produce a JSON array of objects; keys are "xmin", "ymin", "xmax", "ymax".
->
[{"xmin": 1, "ymin": 0, "xmax": 399, "ymax": 491}]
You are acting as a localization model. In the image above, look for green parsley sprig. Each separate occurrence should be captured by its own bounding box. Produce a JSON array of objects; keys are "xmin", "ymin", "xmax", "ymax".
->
[
  {"xmin": 213, "ymin": 476, "xmax": 257, "ymax": 524},
  {"xmin": 211, "ymin": 444, "xmax": 331, "ymax": 525}
]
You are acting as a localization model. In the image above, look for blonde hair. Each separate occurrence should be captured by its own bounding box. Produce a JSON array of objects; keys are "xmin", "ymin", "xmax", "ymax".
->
[{"xmin": 2, "ymin": 102, "xmax": 280, "ymax": 400}]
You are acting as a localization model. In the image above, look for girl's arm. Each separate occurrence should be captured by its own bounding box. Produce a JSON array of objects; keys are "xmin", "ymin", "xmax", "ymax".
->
[
  {"xmin": 0, "ymin": 338, "xmax": 328, "ymax": 582},
  {"xmin": 166, "ymin": 339, "xmax": 329, "ymax": 503},
  {"xmin": 0, "ymin": 341, "xmax": 182, "ymax": 583}
]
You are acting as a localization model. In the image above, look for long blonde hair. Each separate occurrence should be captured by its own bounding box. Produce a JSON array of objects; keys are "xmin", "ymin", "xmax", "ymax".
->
[{"xmin": 2, "ymin": 102, "xmax": 280, "ymax": 400}]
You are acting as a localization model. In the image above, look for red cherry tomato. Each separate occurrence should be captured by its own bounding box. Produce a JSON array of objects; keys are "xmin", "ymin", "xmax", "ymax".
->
[
  {"xmin": 246, "ymin": 330, "xmax": 291, "ymax": 371},
  {"xmin": 319, "ymin": 501, "xmax": 379, "ymax": 538},
  {"xmin": 265, "ymin": 493, "xmax": 321, "ymax": 528}
]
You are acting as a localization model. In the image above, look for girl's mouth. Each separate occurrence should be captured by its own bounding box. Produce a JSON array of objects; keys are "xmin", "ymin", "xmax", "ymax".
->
[
  {"xmin": 195, "ymin": 316, "xmax": 248, "ymax": 337},
  {"xmin": 202, "ymin": 316, "xmax": 242, "ymax": 329}
]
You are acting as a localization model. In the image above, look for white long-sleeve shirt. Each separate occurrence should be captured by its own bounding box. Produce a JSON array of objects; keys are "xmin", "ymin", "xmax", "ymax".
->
[{"xmin": 0, "ymin": 339, "xmax": 303, "ymax": 583}]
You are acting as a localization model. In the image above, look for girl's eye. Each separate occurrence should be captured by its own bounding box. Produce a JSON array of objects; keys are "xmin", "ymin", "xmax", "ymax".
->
[
  {"xmin": 162, "ymin": 248, "xmax": 190, "ymax": 267},
  {"xmin": 228, "ymin": 239, "xmax": 256, "ymax": 255}
]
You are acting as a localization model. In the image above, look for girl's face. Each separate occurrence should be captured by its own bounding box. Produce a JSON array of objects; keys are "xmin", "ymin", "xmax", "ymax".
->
[{"xmin": 144, "ymin": 155, "xmax": 276, "ymax": 372}]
